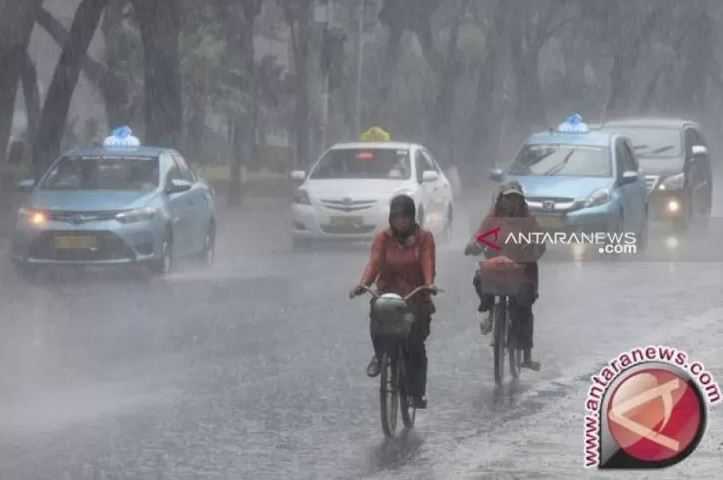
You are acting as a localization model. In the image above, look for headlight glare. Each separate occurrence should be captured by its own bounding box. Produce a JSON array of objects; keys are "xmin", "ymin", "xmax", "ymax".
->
[
  {"xmin": 116, "ymin": 207, "xmax": 158, "ymax": 224},
  {"xmin": 19, "ymin": 208, "xmax": 47, "ymax": 226},
  {"xmin": 585, "ymin": 188, "xmax": 610, "ymax": 208}
]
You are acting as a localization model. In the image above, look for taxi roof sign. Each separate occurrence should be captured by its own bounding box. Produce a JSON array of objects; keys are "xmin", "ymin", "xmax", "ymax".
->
[
  {"xmin": 557, "ymin": 113, "xmax": 589, "ymax": 133},
  {"xmin": 360, "ymin": 126, "xmax": 391, "ymax": 142},
  {"xmin": 104, "ymin": 126, "xmax": 141, "ymax": 147}
]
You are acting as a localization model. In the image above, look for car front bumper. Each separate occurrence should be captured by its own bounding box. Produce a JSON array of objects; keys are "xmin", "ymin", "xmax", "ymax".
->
[
  {"xmin": 291, "ymin": 202, "xmax": 389, "ymax": 241},
  {"xmin": 11, "ymin": 217, "xmax": 164, "ymax": 266}
]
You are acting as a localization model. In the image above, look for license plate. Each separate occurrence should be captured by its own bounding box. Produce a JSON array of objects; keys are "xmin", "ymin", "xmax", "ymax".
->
[
  {"xmin": 329, "ymin": 216, "xmax": 363, "ymax": 227},
  {"xmin": 536, "ymin": 215, "xmax": 563, "ymax": 229},
  {"xmin": 54, "ymin": 235, "xmax": 97, "ymax": 250}
]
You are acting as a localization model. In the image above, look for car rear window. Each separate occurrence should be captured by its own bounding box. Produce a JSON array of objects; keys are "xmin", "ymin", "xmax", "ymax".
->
[
  {"xmin": 309, "ymin": 149, "xmax": 411, "ymax": 180},
  {"xmin": 508, "ymin": 144, "xmax": 612, "ymax": 177},
  {"xmin": 40, "ymin": 155, "xmax": 160, "ymax": 192},
  {"xmin": 611, "ymin": 127, "xmax": 682, "ymax": 158}
]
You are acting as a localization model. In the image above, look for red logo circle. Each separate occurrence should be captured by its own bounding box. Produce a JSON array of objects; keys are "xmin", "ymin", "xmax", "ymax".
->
[{"xmin": 606, "ymin": 368, "xmax": 705, "ymax": 463}]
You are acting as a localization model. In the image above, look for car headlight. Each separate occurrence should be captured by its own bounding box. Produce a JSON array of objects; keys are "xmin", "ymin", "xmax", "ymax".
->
[
  {"xmin": 585, "ymin": 188, "xmax": 610, "ymax": 208},
  {"xmin": 115, "ymin": 207, "xmax": 158, "ymax": 224},
  {"xmin": 18, "ymin": 208, "xmax": 48, "ymax": 226},
  {"xmin": 659, "ymin": 172, "xmax": 685, "ymax": 191},
  {"xmin": 293, "ymin": 188, "xmax": 311, "ymax": 205}
]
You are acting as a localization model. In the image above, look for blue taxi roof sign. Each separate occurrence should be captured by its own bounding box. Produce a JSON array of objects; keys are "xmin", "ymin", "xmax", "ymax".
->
[
  {"xmin": 557, "ymin": 113, "xmax": 589, "ymax": 133},
  {"xmin": 104, "ymin": 126, "xmax": 141, "ymax": 147}
]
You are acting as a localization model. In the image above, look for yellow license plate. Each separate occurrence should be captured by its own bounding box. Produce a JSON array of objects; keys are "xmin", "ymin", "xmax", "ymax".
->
[
  {"xmin": 54, "ymin": 235, "xmax": 97, "ymax": 250},
  {"xmin": 537, "ymin": 216, "xmax": 563, "ymax": 229},
  {"xmin": 329, "ymin": 216, "xmax": 363, "ymax": 226}
]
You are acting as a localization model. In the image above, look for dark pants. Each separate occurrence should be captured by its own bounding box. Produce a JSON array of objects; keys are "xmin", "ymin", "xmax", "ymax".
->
[
  {"xmin": 370, "ymin": 304, "xmax": 432, "ymax": 398},
  {"xmin": 473, "ymin": 270, "xmax": 536, "ymax": 349}
]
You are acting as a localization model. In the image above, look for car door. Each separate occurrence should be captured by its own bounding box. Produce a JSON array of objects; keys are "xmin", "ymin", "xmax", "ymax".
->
[
  {"xmin": 685, "ymin": 128, "xmax": 711, "ymax": 215},
  {"xmin": 164, "ymin": 153, "xmax": 194, "ymax": 256},
  {"xmin": 422, "ymin": 149, "xmax": 451, "ymax": 217},
  {"xmin": 172, "ymin": 152, "xmax": 209, "ymax": 252},
  {"xmin": 414, "ymin": 149, "xmax": 435, "ymax": 225},
  {"xmin": 614, "ymin": 139, "xmax": 636, "ymax": 234},
  {"xmin": 623, "ymin": 140, "xmax": 647, "ymax": 230}
]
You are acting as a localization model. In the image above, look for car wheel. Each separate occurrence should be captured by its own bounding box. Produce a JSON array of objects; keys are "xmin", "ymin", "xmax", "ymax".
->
[
  {"xmin": 603, "ymin": 215, "xmax": 623, "ymax": 259},
  {"xmin": 151, "ymin": 232, "xmax": 173, "ymax": 275},
  {"xmin": 636, "ymin": 212, "xmax": 649, "ymax": 253},
  {"xmin": 198, "ymin": 221, "xmax": 215, "ymax": 267}
]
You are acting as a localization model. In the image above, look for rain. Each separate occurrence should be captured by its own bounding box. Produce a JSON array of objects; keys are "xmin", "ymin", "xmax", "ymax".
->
[{"xmin": 0, "ymin": 0, "xmax": 722, "ymax": 478}]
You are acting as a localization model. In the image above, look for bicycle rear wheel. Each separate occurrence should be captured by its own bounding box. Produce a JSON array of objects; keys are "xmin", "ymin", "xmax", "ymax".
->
[
  {"xmin": 379, "ymin": 351, "xmax": 399, "ymax": 437},
  {"xmin": 493, "ymin": 300, "xmax": 507, "ymax": 385},
  {"xmin": 399, "ymin": 346, "xmax": 416, "ymax": 429}
]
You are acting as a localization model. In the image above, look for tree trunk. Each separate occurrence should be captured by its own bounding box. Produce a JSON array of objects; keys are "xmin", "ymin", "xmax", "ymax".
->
[
  {"xmin": 429, "ymin": 0, "xmax": 469, "ymax": 166},
  {"xmin": 369, "ymin": 26, "xmax": 402, "ymax": 126},
  {"xmin": 33, "ymin": 0, "xmax": 109, "ymax": 179},
  {"xmin": 469, "ymin": 0, "xmax": 509, "ymax": 172},
  {"xmin": 228, "ymin": 11, "xmax": 258, "ymax": 207},
  {"xmin": 0, "ymin": 0, "xmax": 42, "ymax": 167},
  {"xmin": 133, "ymin": 0, "xmax": 183, "ymax": 147},
  {"xmin": 287, "ymin": 5, "xmax": 312, "ymax": 169},
  {"xmin": 101, "ymin": 0, "xmax": 133, "ymax": 127},
  {"xmin": 21, "ymin": 53, "xmax": 41, "ymax": 146}
]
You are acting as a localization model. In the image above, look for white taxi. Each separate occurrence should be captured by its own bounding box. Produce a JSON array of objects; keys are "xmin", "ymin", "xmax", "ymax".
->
[{"xmin": 290, "ymin": 142, "xmax": 454, "ymax": 247}]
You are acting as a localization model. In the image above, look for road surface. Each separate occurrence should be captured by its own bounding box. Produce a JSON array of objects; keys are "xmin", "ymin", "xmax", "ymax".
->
[{"xmin": 0, "ymin": 194, "xmax": 721, "ymax": 479}]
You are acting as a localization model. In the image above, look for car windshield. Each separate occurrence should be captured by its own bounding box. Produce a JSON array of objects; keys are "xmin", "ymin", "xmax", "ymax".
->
[
  {"xmin": 508, "ymin": 144, "xmax": 612, "ymax": 177},
  {"xmin": 612, "ymin": 127, "xmax": 682, "ymax": 158},
  {"xmin": 309, "ymin": 148, "xmax": 411, "ymax": 180},
  {"xmin": 40, "ymin": 155, "xmax": 160, "ymax": 191}
]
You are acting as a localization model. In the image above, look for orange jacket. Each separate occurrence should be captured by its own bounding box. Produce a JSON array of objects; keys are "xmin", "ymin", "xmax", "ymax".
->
[{"xmin": 360, "ymin": 228, "xmax": 436, "ymax": 304}]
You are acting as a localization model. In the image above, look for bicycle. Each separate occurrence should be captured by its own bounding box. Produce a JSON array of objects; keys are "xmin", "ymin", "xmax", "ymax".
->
[
  {"xmin": 477, "ymin": 258, "xmax": 526, "ymax": 385},
  {"xmin": 350, "ymin": 284, "xmax": 441, "ymax": 438}
]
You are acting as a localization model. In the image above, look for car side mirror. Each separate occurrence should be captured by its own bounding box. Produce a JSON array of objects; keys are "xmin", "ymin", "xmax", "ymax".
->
[
  {"xmin": 489, "ymin": 168, "xmax": 504, "ymax": 182},
  {"xmin": 691, "ymin": 145, "xmax": 708, "ymax": 156},
  {"xmin": 620, "ymin": 170, "xmax": 639, "ymax": 185},
  {"xmin": 166, "ymin": 178, "xmax": 192, "ymax": 194},
  {"xmin": 16, "ymin": 178, "xmax": 35, "ymax": 192},
  {"xmin": 422, "ymin": 170, "xmax": 439, "ymax": 183},
  {"xmin": 290, "ymin": 170, "xmax": 306, "ymax": 181}
]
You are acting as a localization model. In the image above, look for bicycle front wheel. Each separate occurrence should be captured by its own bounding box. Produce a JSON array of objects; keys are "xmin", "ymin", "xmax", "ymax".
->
[
  {"xmin": 399, "ymin": 346, "xmax": 416, "ymax": 429},
  {"xmin": 493, "ymin": 300, "xmax": 507, "ymax": 385},
  {"xmin": 379, "ymin": 351, "xmax": 399, "ymax": 437}
]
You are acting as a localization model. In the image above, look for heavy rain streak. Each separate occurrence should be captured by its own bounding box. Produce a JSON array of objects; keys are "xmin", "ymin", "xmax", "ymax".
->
[{"xmin": 1, "ymin": 0, "xmax": 722, "ymax": 478}]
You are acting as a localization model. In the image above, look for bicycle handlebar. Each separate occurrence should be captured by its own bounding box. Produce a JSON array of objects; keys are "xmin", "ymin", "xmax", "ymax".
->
[{"xmin": 350, "ymin": 285, "xmax": 443, "ymax": 301}]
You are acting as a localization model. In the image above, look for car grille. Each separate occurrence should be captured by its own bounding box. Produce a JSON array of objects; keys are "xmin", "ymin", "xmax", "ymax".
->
[
  {"xmin": 526, "ymin": 196, "xmax": 576, "ymax": 211},
  {"xmin": 320, "ymin": 224, "xmax": 377, "ymax": 234},
  {"xmin": 29, "ymin": 231, "xmax": 134, "ymax": 261},
  {"xmin": 48, "ymin": 210, "xmax": 121, "ymax": 224},
  {"xmin": 321, "ymin": 199, "xmax": 377, "ymax": 212},
  {"xmin": 644, "ymin": 175, "xmax": 659, "ymax": 194}
]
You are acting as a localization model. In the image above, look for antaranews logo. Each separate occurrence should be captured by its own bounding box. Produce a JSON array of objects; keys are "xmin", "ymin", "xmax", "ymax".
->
[{"xmin": 583, "ymin": 345, "xmax": 721, "ymax": 469}]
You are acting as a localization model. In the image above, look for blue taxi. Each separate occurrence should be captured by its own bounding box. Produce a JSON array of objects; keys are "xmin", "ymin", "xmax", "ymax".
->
[
  {"xmin": 490, "ymin": 115, "xmax": 648, "ymax": 242},
  {"xmin": 11, "ymin": 127, "xmax": 216, "ymax": 277}
]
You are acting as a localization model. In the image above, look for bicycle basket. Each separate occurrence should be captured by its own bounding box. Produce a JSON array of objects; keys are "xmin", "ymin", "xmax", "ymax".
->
[
  {"xmin": 370, "ymin": 294, "xmax": 414, "ymax": 338},
  {"xmin": 477, "ymin": 265, "xmax": 527, "ymax": 296}
]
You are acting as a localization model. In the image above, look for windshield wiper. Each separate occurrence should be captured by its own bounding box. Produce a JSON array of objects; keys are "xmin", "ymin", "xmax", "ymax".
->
[
  {"xmin": 632, "ymin": 144, "xmax": 649, "ymax": 150},
  {"xmin": 649, "ymin": 145, "xmax": 674, "ymax": 154},
  {"xmin": 542, "ymin": 150, "xmax": 575, "ymax": 176}
]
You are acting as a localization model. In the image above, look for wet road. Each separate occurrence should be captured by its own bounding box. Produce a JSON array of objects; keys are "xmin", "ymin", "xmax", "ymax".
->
[{"xmin": 0, "ymin": 196, "xmax": 722, "ymax": 479}]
